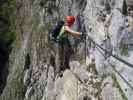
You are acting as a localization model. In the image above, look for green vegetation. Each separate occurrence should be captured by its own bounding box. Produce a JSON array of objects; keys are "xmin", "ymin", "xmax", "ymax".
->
[
  {"xmin": 120, "ymin": 44, "xmax": 129, "ymax": 56},
  {"xmin": 94, "ymin": 73, "xmax": 128, "ymax": 99},
  {"xmin": 0, "ymin": 0, "xmax": 16, "ymax": 51},
  {"xmin": 111, "ymin": 74, "xmax": 128, "ymax": 100},
  {"xmin": 87, "ymin": 63, "xmax": 98, "ymax": 75},
  {"xmin": 0, "ymin": 0, "xmax": 16, "ymax": 95},
  {"xmin": 94, "ymin": 74, "xmax": 108, "ymax": 98},
  {"xmin": 0, "ymin": 31, "xmax": 15, "ymax": 51}
]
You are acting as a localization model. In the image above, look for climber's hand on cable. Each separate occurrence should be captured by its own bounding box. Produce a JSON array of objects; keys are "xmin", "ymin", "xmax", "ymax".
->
[{"xmin": 81, "ymin": 33, "xmax": 87, "ymax": 38}]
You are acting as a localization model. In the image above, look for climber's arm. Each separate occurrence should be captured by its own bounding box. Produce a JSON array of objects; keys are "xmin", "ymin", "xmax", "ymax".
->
[{"xmin": 64, "ymin": 26, "xmax": 82, "ymax": 37}]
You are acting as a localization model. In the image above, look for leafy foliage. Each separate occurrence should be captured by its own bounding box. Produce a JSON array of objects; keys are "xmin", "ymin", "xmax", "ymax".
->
[
  {"xmin": 0, "ymin": 0, "xmax": 16, "ymax": 94},
  {"xmin": 0, "ymin": 0, "xmax": 16, "ymax": 52}
]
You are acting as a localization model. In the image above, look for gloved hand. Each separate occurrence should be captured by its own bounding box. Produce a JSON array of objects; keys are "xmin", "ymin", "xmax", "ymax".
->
[
  {"xmin": 81, "ymin": 33, "xmax": 87, "ymax": 38},
  {"xmin": 80, "ymin": 33, "xmax": 87, "ymax": 42}
]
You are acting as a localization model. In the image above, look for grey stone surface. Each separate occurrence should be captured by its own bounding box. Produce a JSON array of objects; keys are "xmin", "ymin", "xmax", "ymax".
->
[{"xmin": 0, "ymin": 0, "xmax": 133, "ymax": 100}]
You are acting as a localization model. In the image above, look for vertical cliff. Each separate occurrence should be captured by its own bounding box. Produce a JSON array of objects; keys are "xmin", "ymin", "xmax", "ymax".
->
[
  {"xmin": 0, "ymin": 0, "xmax": 16, "ymax": 95},
  {"xmin": 0, "ymin": 0, "xmax": 133, "ymax": 100}
]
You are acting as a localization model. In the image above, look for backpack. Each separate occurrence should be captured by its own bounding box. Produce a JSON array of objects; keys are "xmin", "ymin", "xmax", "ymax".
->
[{"xmin": 49, "ymin": 20, "xmax": 65, "ymax": 41}]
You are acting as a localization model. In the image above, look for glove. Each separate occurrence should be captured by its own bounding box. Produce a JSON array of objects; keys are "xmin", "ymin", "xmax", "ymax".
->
[
  {"xmin": 81, "ymin": 33, "xmax": 87, "ymax": 38},
  {"xmin": 80, "ymin": 33, "xmax": 86, "ymax": 42}
]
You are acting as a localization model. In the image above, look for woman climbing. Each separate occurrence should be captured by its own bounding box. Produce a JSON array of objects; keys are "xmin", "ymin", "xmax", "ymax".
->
[{"xmin": 55, "ymin": 16, "xmax": 82, "ymax": 77}]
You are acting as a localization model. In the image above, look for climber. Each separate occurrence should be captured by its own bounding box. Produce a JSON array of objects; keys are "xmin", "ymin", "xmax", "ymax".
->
[{"xmin": 55, "ymin": 16, "xmax": 82, "ymax": 77}]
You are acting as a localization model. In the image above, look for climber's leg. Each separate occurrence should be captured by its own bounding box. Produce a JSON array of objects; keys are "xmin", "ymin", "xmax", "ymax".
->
[
  {"xmin": 64, "ymin": 41, "xmax": 71, "ymax": 70},
  {"xmin": 55, "ymin": 43, "xmax": 63, "ymax": 76}
]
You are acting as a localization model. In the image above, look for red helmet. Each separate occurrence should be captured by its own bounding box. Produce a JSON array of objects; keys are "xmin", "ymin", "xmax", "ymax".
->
[{"xmin": 65, "ymin": 16, "xmax": 75, "ymax": 25}]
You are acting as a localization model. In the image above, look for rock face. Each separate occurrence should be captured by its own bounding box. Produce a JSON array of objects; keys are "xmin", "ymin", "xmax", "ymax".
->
[{"xmin": 0, "ymin": 0, "xmax": 133, "ymax": 100}]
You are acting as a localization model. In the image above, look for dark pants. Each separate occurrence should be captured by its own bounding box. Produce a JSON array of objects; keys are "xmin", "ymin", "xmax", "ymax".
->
[{"xmin": 55, "ymin": 39, "xmax": 72, "ymax": 75}]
